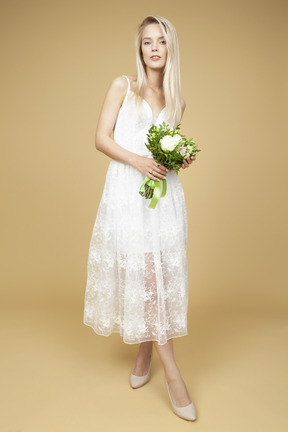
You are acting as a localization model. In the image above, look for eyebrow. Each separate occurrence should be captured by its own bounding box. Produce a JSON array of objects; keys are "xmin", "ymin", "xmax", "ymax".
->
[{"xmin": 142, "ymin": 36, "xmax": 165, "ymax": 40}]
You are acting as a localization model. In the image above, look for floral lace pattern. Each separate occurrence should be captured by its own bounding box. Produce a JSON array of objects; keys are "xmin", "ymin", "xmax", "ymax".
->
[{"xmin": 83, "ymin": 76, "xmax": 189, "ymax": 345}]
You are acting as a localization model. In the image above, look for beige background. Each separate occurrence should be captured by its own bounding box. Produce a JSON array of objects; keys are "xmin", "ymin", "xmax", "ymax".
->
[{"xmin": 1, "ymin": 0, "xmax": 287, "ymax": 431}]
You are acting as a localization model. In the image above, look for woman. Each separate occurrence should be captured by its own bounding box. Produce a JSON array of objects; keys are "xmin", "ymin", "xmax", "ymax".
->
[{"xmin": 83, "ymin": 15, "xmax": 197, "ymax": 421}]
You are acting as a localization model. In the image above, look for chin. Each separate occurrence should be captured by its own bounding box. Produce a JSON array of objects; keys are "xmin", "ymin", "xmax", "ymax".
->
[{"xmin": 147, "ymin": 62, "xmax": 166, "ymax": 70}]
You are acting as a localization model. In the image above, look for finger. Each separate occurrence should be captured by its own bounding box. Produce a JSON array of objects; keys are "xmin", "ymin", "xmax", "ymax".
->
[
  {"xmin": 150, "ymin": 165, "xmax": 167, "ymax": 176},
  {"xmin": 150, "ymin": 173, "xmax": 166, "ymax": 180},
  {"xmin": 152, "ymin": 168, "xmax": 167, "ymax": 179},
  {"xmin": 148, "ymin": 169, "xmax": 165, "ymax": 180},
  {"xmin": 153, "ymin": 163, "xmax": 168, "ymax": 175},
  {"xmin": 148, "ymin": 173, "xmax": 161, "ymax": 181}
]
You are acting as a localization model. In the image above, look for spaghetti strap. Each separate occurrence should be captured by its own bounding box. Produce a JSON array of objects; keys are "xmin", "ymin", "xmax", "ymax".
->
[
  {"xmin": 122, "ymin": 74, "xmax": 130, "ymax": 91},
  {"xmin": 84, "ymin": 71, "xmax": 189, "ymax": 346},
  {"xmin": 120, "ymin": 75, "xmax": 131, "ymax": 107}
]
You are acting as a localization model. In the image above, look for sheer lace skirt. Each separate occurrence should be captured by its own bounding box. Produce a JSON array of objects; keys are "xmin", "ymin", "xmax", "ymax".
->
[{"xmin": 83, "ymin": 160, "xmax": 189, "ymax": 345}]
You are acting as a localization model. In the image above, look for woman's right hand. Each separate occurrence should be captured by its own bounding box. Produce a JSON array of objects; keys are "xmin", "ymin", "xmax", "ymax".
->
[{"xmin": 131, "ymin": 155, "xmax": 168, "ymax": 181}]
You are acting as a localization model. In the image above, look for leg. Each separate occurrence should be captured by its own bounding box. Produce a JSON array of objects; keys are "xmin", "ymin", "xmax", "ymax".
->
[
  {"xmin": 131, "ymin": 253, "xmax": 156, "ymax": 376},
  {"xmin": 132, "ymin": 341, "xmax": 153, "ymax": 376},
  {"xmin": 153, "ymin": 338, "xmax": 192, "ymax": 407}
]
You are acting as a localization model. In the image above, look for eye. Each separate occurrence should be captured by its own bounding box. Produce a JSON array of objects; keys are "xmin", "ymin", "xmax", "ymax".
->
[
  {"xmin": 160, "ymin": 40, "xmax": 166, "ymax": 44},
  {"xmin": 143, "ymin": 41, "xmax": 150, "ymax": 45}
]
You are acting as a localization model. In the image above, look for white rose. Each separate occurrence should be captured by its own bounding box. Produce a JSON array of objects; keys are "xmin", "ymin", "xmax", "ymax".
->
[
  {"xmin": 160, "ymin": 135, "xmax": 180, "ymax": 152},
  {"xmin": 173, "ymin": 134, "xmax": 182, "ymax": 145}
]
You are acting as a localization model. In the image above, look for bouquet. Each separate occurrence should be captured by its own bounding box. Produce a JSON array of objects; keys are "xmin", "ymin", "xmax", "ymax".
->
[{"xmin": 139, "ymin": 121, "xmax": 200, "ymax": 208}]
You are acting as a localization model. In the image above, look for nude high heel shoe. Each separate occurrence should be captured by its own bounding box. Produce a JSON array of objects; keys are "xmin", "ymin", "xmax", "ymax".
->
[
  {"xmin": 130, "ymin": 353, "xmax": 153, "ymax": 389},
  {"xmin": 165, "ymin": 378, "xmax": 197, "ymax": 421}
]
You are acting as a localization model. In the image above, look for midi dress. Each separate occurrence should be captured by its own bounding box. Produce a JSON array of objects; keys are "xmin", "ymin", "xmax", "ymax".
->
[{"xmin": 83, "ymin": 75, "xmax": 189, "ymax": 345}]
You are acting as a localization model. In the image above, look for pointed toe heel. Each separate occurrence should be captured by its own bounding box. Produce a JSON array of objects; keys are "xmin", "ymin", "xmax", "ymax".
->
[
  {"xmin": 129, "ymin": 352, "xmax": 153, "ymax": 389},
  {"xmin": 165, "ymin": 379, "xmax": 197, "ymax": 421}
]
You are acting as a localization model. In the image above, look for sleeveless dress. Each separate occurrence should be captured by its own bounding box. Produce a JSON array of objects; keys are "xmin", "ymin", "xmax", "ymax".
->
[{"xmin": 83, "ymin": 75, "xmax": 189, "ymax": 345}]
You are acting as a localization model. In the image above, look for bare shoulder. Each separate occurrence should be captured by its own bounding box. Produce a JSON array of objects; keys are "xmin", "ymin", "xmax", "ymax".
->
[
  {"xmin": 108, "ymin": 75, "xmax": 128, "ymax": 93},
  {"xmin": 104, "ymin": 75, "xmax": 130, "ymax": 106},
  {"xmin": 109, "ymin": 75, "xmax": 137, "ymax": 98}
]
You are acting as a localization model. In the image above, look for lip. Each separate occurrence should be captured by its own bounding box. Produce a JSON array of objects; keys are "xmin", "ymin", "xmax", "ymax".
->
[{"xmin": 150, "ymin": 55, "xmax": 161, "ymax": 60}]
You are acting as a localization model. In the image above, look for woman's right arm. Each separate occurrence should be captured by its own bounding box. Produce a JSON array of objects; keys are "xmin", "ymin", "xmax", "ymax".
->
[{"xmin": 94, "ymin": 76, "xmax": 167, "ymax": 181}]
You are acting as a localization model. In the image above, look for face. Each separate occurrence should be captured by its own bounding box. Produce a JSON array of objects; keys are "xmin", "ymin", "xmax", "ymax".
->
[{"xmin": 141, "ymin": 23, "xmax": 167, "ymax": 70}]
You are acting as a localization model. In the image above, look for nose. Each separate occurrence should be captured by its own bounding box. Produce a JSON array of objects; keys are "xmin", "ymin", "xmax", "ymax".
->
[{"xmin": 152, "ymin": 42, "xmax": 158, "ymax": 51}]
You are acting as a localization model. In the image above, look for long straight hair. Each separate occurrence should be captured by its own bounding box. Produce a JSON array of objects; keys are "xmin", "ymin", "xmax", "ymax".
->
[{"xmin": 133, "ymin": 15, "xmax": 182, "ymax": 127}]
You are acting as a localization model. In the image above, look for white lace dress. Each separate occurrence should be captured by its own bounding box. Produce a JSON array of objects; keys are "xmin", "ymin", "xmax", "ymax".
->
[{"xmin": 83, "ymin": 75, "xmax": 189, "ymax": 345}]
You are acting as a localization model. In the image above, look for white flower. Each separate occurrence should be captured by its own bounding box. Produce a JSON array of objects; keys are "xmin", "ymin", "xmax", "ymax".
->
[
  {"xmin": 177, "ymin": 144, "xmax": 193, "ymax": 159},
  {"xmin": 160, "ymin": 134, "xmax": 181, "ymax": 152},
  {"xmin": 177, "ymin": 146, "xmax": 186, "ymax": 157},
  {"xmin": 173, "ymin": 134, "xmax": 182, "ymax": 145}
]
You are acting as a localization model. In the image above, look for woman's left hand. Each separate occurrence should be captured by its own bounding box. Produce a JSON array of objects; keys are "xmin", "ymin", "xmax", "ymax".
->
[{"xmin": 182, "ymin": 156, "xmax": 196, "ymax": 169}]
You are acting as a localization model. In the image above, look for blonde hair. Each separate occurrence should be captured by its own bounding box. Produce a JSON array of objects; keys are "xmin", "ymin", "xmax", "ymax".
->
[{"xmin": 133, "ymin": 15, "xmax": 182, "ymax": 127}]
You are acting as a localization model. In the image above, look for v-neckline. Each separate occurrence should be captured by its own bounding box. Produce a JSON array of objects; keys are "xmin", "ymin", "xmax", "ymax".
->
[
  {"xmin": 142, "ymin": 98, "xmax": 166, "ymax": 122},
  {"xmin": 129, "ymin": 89, "xmax": 166, "ymax": 122}
]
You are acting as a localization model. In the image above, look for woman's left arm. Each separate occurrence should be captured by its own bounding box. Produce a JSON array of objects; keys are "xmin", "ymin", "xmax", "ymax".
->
[{"xmin": 180, "ymin": 98, "xmax": 196, "ymax": 170}]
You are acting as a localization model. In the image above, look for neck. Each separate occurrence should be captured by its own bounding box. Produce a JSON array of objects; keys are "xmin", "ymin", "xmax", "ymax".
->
[{"xmin": 145, "ymin": 68, "xmax": 164, "ymax": 92}]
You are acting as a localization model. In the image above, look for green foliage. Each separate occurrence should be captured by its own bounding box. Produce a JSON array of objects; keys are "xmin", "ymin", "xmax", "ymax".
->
[{"xmin": 145, "ymin": 122, "xmax": 200, "ymax": 174}]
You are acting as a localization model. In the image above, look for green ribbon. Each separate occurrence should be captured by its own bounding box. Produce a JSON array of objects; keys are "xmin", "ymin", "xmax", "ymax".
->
[{"xmin": 139, "ymin": 177, "xmax": 167, "ymax": 209}]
